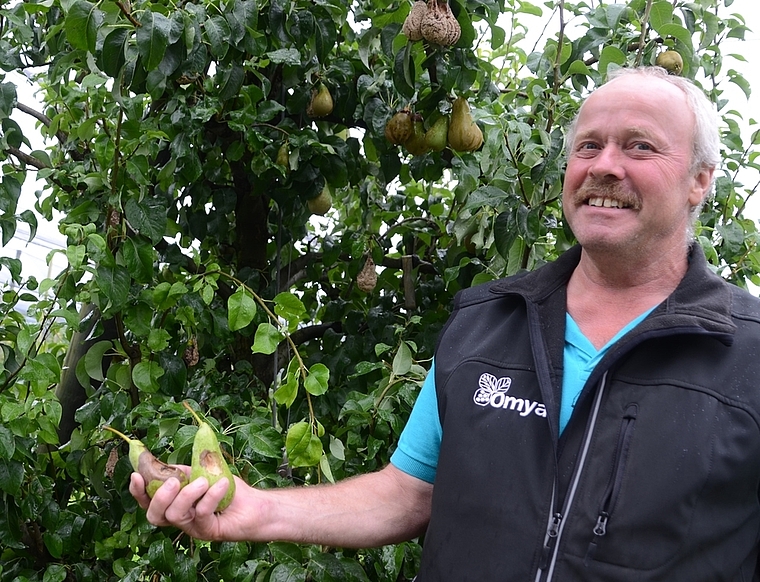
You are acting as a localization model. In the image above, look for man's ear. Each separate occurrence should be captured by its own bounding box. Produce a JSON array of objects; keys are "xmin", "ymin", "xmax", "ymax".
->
[{"xmin": 689, "ymin": 166, "xmax": 715, "ymax": 208}]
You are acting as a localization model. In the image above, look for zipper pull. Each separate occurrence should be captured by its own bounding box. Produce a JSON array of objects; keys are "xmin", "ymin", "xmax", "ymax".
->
[
  {"xmin": 548, "ymin": 513, "xmax": 563, "ymax": 538},
  {"xmin": 592, "ymin": 512, "xmax": 609, "ymax": 536},
  {"xmin": 539, "ymin": 513, "xmax": 563, "ymax": 568},
  {"xmin": 584, "ymin": 512, "xmax": 609, "ymax": 567}
]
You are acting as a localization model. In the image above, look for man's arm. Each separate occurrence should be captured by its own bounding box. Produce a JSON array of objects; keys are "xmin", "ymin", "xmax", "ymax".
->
[{"xmin": 130, "ymin": 463, "xmax": 433, "ymax": 547}]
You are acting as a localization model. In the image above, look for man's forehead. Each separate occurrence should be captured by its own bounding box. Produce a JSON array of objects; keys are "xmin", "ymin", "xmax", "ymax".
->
[{"xmin": 574, "ymin": 124, "xmax": 659, "ymax": 140}]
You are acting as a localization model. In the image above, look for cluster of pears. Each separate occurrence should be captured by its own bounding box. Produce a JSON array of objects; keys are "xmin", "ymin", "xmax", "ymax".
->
[
  {"xmin": 385, "ymin": 97, "xmax": 483, "ymax": 155},
  {"xmin": 402, "ymin": 0, "xmax": 461, "ymax": 47},
  {"xmin": 104, "ymin": 401, "xmax": 236, "ymax": 512}
]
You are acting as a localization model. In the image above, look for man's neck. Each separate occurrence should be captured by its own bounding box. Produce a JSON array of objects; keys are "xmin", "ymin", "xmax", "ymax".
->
[{"xmin": 566, "ymin": 247, "xmax": 689, "ymax": 349}]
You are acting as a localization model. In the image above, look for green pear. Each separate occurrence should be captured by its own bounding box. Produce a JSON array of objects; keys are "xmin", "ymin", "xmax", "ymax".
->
[
  {"xmin": 425, "ymin": 115, "xmax": 449, "ymax": 152},
  {"xmin": 307, "ymin": 82, "xmax": 334, "ymax": 118},
  {"xmin": 104, "ymin": 426, "xmax": 188, "ymax": 497},
  {"xmin": 183, "ymin": 401, "xmax": 236, "ymax": 512}
]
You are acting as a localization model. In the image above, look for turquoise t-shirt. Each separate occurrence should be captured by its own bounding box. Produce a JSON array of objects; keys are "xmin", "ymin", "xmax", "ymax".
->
[{"xmin": 391, "ymin": 309, "xmax": 654, "ymax": 483}]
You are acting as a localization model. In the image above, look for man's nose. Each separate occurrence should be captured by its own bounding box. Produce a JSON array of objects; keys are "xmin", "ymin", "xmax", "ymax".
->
[{"xmin": 588, "ymin": 145, "xmax": 626, "ymax": 180}]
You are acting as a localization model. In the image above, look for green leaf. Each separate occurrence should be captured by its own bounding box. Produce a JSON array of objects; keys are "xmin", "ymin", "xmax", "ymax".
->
[
  {"xmin": 132, "ymin": 361, "xmax": 164, "ymax": 393},
  {"xmin": 137, "ymin": 11, "xmax": 171, "ymax": 71},
  {"xmin": 84, "ymin": 340, "xmax": 112, "ymax": 382},
  {"xmin": 147, "ymin": 537, "xmax": 176, "ymax": 573},
  {"xmin": 598, "ymin": 45, "xmax": 627, "ymax": 76},
  {"xmin": 65, "ymin": 0, "xmax": 103, "ymax": 53},
  {"xmin": 392, "ymin": 342, "xmax": 412, "ymax": 376},
  {"xmin": 94, "ymin": 265, "xmax": 131, "ymax": 312},
  {"xmin": 304, "ymin": 363, "xmax": 329, "ymax": 396},
  {"xmin": 285, "ymin": 422, "xmax": 323, "ymax": 468},
  {"xmin": 147, "ymin": 328, "xmax": 171, "ymax": 352},
  {"xmin": 100, "ymin": 27, "xmax": 128, "ymax": 77},
  {"xmin": 0, "ymin": 459, "xmax": 24, "ymax": 495},
  {"xmin": 252, "ymin": 322, "xmax": 282, "ymax": 354},
  {"xmin": 273, "ymin": 358, "xmax": 300, "ymax": 407},
  {"xmin": 0, "ymin": 82, "xmax": 16, "ymax": 117},
  {"xmin": 43, "ymin": 538, "xmax": 65, "ymax": 564},
  {"xmin": 217, "ymin": 62, "xmax": 244, "ymax": 102},
  {"xmin": 241, "ymin": 423, "xmax": 282, "ymax": 458},
  {"xmin": 66, "ymin": 244, "xmax": 86, "ymax": 269},
  {"xmin": 228, "ymin": 287, "xmax": 257, "ymax": 331},
  {"xmin": 274, "ymin": 292, "xmax": 305, "ymax": 328},
  {"xmin": 267, "ymin": 48, "xmax": 301, "ymax": 65},
  {"xmin": 657, "ymin": 24, "xmax": 694, "ymax": 55},
  {"xmin": 0, "ymin": 425, "xmax": 15, "ymax": 460},
  {"xmin": 648, "ymin": 1, "xmax": 674, "ymax": 33},
  {"xmin": 205, "ymin": 15, "xmax": 231, "ymax": 59},
  {"xmin": 124, "ymin": 198, "xmax": 167, "ymax": 244},
  {"xmin": 120, "ymin": 236, "xmax": 155, "ymax": 283},
  {"xmin": 0, "ymin": 257, "xmax": 21, "ymax": 284}
]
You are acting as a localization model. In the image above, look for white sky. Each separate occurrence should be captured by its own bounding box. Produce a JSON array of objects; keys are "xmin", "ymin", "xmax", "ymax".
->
[{"xmin": 2, "ymin": 2, "xmax": 760, "ymax": 289}]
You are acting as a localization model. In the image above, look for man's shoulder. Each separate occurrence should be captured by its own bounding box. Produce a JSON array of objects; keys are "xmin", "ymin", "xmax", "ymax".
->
[
  {"xmin": 454, "ymin": 271, "xmax": 531, "ymax": 309},
  {"xmin": 728, "ymin": 283, "xmax": 760, "ymax": 324}
]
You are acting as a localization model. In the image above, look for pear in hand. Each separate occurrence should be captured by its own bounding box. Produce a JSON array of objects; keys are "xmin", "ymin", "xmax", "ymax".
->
[
  {"xmin": 104, "ymin": 426, "xmax": 188, "ymax": 497},
  {"xmin": 183, "ymin": 401, "xmax": 237, "ymax": 512}
]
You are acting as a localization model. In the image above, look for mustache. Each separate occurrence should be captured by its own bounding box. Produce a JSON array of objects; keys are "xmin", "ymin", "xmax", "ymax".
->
[{"xmin": 569, "ymin": 179, "xmax": 641, "ymax": 210}]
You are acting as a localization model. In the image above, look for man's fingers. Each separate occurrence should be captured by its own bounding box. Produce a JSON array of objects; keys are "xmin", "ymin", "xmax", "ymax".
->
[
  {"xmin": 129, "ymin": 473, "xmax": 151, "ymax": 510},
  {"xmin": 194, "ymin": 477, "xmax": 231, "ymax": 517},
  {"xmin": 161, "ymin": 476, "xmax": 210, "ymax": 525}
]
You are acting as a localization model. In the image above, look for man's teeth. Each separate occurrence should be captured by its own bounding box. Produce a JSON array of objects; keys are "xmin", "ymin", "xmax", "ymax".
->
[{"xmin": 588, "ymin": 197, "xmax": 625, "ymax": 208}]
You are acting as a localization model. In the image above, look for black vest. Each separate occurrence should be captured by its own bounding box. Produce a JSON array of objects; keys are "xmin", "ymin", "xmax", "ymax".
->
[{"xmin": 417, "ymin": 246, "xmax": 760, "ymax": 582}]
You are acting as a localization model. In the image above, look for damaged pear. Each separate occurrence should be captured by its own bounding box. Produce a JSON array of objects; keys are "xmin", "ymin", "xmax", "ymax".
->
[
  {"xmin": 104, "ymin": 426, "xmax": 188, "ymax": 497},
  {"xmin": 184, "ymin": 401, "xmax": 236, "ymax": 512},
  {"xmin": 404, "ymin": 114, "xmax": 429, "ymax": 156},
  {"xmin": 356, "ymin": 257, "xmax": 378, "ymax": 293},
  {"xmin": 402, "ymin": 0, "xmax": 427, "ymax": 41},
  {"xmin": 385, "ymin": 110, "xmax": 414, "ymax": 144},
  {"xmin": 420, "ymin": 0, "xmax": 461, "ymax": 47}
]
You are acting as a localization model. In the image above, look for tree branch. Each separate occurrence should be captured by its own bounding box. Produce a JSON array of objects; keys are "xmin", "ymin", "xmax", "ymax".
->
[
  {"xmin": 16, "ymin": 101, "xmax": 69, "ymax": 145},
  {"xmin": 5, "ymin": 146, "xmax": 48, "ymax": 169}
]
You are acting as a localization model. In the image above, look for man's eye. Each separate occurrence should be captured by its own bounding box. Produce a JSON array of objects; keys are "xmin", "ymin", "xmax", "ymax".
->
[
  {"xmin": 633, "ymin": 143, "xmax": 652, "ymax": 151},
  {"xmin": 578, "ymin": 142, "xmax": 599, "ymax": 150}
]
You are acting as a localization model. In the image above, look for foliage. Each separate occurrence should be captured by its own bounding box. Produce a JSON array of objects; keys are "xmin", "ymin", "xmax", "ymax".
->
[{"xmin": 0, "ymin": 0, "xmax": 756, "ymax": 580}]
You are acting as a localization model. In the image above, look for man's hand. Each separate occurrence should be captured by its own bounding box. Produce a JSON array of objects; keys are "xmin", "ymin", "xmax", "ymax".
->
[{"xmin": 129, "ymin": 467, "xmax": 260, "ymax": 541}]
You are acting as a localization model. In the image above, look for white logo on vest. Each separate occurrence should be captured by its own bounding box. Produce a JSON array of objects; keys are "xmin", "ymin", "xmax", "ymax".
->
[{"xmin": 473, "ymin": 372, "xmax": 547, "ymax": 418}]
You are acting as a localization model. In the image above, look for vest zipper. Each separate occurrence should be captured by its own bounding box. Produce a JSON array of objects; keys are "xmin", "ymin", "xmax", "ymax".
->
[
  {"xmin": 584, "ymin": 402, "xmax": 638, "ymax": 566},
  {"xmin": 536, "ymin": 371, "xmax": 610, "ymax": 582}
]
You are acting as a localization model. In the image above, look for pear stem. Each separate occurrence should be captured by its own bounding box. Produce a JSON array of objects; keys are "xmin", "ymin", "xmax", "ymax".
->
[
  {"xmin": 103, "ymin": 425, "xmax": 131, "ymax": 443},
  {"xmin": 183, "ymin": 400, "xmax": 205, "ymax": 426}
]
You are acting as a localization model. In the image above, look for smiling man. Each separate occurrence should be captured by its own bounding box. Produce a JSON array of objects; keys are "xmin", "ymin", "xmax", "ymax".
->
[{"xmin": 132, "ymin": 68, "xmax": 760, "ymax": 581}]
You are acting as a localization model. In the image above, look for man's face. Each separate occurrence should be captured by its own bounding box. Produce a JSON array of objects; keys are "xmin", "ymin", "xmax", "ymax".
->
[{"xmin": 562, "ymin": 75, "xmax": 712, "ymax": 257}]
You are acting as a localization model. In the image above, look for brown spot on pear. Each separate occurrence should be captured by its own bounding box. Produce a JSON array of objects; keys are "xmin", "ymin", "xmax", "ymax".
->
[
  {"xmin": 184, "ymin": 402, "xmax": 236, "ymax": 512},
  {"xmin": 103, "ymin": 426, "xmax": 188, "ymax": 497}
]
